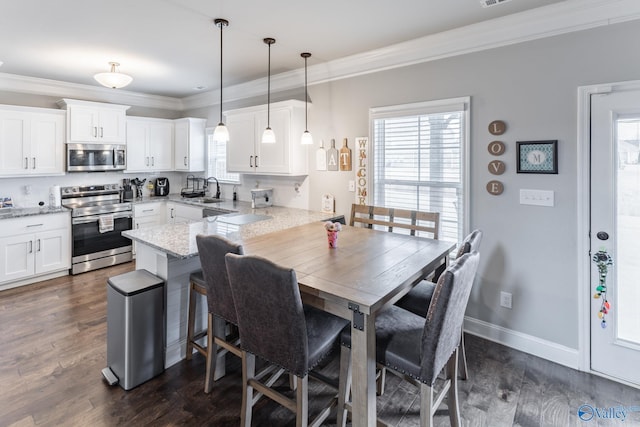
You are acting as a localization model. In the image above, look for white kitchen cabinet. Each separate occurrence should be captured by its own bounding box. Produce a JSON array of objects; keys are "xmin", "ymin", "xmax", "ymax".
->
[
  {"xmin": 225, "ymin": 100, "xmax": 308, "ymax": 175},
  {"xmin": 0, "ymin": 212, "xmax": 71, "ymax": 287},
  {"xmin": 166, "ymin": 202, "xmax": 202, "ymax": 224},
  {"xmin": 126, "ymin": 117, "xmax": 174, "ymax": 172},
  {"xmin": 58, "ymin": 98, "xmax": 129, "ymax": 144},
  {"xmin": 133, "ymin": 202, "xmax": 166, "ymax": 255},
  {"xmin": 0, "ymin": 105, "xmax": 65, "ymax": 177},
  {"xmin": 174, "ymin": 117, "xmax": 206, "ymax": 172}
]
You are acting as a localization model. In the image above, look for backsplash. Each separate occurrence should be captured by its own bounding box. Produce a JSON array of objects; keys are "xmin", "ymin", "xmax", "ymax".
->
[{"xmin": 0, "ymin": 172, "xmax": 311, "ymax": 210}]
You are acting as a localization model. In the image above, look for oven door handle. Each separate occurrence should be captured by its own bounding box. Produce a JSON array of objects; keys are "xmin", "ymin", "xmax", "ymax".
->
[{"xmin": 72, "ymin": 212, "xmax": 133, "ymax": 225}]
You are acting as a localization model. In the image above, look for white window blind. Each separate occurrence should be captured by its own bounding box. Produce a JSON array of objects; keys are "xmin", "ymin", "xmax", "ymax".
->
[
  {"xmin": 371, "ymin": 98, "xmax": 469, "ymax": 244},
  {"xmin": 206, "ymin": 128, "xmax": 240, "ymax": 183}
]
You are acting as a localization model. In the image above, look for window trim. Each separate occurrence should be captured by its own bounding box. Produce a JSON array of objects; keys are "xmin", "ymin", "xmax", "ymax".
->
[
  {"xmin": 368, "ymin": 96, "xmax": 471, "ymax": 240},
  {"xmin": 205, "ymin": 127, "xmax": 240, "ymax": 184}
]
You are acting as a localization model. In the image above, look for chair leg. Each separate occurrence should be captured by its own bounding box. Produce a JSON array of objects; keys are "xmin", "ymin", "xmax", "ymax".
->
[
  {"xmin": 419, "ymin": 382, "xmax": 435, "ymax": 427},
  {"xmin": 185, "ymin": 282, "xmax": 197, "ymax": 360},
  {"xmin": 212, "ymin": 316, "xmax": 227, "ymax": 381},
  {"xmin": 295, "ymin": 375, "xmax": 309, "ymax": 427},
  {"xmin": 446, "ymin": 348, "xmax": 461, "ymax": 427},
  {"xmin": 459, "ymin": 330, "xmax": 469, "ymax": 380},
  {"xmin": 204, "ymin": 313, "xmax": 216, "ymax": 393},
  {"xmin": 336, "ymin": 345, "xmax": 352, "ymax": 427},
  {"xmin": 376, "ymin": 367, "xmax": 386, "ymax": 396},
  {"xmin": 241, "ymin": 351, "xmax": 256, "ymax": 427}
]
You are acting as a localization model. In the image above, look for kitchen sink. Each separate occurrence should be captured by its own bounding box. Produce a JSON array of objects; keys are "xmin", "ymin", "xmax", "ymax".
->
[{"xmin": 200, "ymin": 198, "xmax": 223, "ymax": 203}]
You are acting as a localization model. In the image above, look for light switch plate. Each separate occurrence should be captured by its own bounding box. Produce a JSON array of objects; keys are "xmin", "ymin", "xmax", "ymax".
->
[{"xmin": 519, "ymin": 189, "xmax": 554, "ymax": 207}]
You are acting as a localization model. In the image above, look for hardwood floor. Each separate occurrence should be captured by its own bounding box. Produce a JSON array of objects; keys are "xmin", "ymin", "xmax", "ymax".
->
[{"xmin": 1, "ymin": 263, "xmax": 640, "ymax": 426}]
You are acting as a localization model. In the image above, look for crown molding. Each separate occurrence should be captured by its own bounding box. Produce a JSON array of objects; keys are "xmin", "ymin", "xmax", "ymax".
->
[
  {"xmin": 183, "ymin": 0, "xmax": 640, "ymax": 110},
  {"xmin": 0, "ymin": 72, "xmax": 183, "ymax": 110}
]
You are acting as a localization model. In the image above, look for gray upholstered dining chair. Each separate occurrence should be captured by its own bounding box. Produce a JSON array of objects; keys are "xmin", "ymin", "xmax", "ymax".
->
[
  {"xmin": 195, "ymin": 234, "xmax": 244, "ymax": 393},
  {"xmin": 395, "ymin": 229, "xmax": 482, "ymax": 381},
  {"xmin": 225, "ymin": 253, "xmax": 350, "ymax": 427},
  {"xmin": 337, "ymin": 251, "xmax": 480, "ymax": 427}
]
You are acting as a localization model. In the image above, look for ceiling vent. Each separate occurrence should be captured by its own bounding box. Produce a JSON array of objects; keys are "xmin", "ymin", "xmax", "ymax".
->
[{"xmin": 480, "ymin": 0, "xmax": 512, "ymax": 7}]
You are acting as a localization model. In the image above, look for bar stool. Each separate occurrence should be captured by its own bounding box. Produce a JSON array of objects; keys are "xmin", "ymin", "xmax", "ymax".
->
[{"xmin": 186, "ymin": 270, "xmax": 208, "ymax": 361}]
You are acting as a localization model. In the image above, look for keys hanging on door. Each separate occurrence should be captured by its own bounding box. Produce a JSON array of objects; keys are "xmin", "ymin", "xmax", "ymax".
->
[{"xmin": 592, "ymin": 249, "xmax": 613, "ymax": 328}]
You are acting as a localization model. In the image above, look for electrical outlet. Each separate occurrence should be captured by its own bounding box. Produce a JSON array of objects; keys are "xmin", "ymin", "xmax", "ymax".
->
[
  {"xmin": 500, "ymin": 291, "xmax": 512, "ymax": 309},
  {"xmin": 348, "ymin": 180, "xmax": 355, "ymax": 192}
]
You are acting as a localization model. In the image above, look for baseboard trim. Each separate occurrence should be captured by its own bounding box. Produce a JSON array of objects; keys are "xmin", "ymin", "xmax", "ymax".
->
[{"xmin": 464, "ymin": 316, "xmax": 580, "ymax": 369}]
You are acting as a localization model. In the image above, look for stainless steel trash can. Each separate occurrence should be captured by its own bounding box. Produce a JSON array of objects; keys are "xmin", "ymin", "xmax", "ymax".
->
[{"xmin": 102, "ymin": 269, "xmax": 165, "ymax": 390}]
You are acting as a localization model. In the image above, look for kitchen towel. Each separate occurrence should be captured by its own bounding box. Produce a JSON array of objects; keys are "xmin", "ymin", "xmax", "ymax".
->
[{"xmin": 99, "ymin": 214, "xmax": 114, "ymax": 233}]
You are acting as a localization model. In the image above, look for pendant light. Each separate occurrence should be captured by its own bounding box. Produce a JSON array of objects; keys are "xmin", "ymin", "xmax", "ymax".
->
[
  {"xmin": 94, "ymin": 62, "xmax": 133, "ymax": 89},
  {"xmin": 213, "ymin": 18, "xmax": 230, "ymax": 143},
  {"xmin": 262, "ymin": 38, "xmax": 276, "ymax": 144},
  {"xmin": 300, "ymin": 52, "xmax": 313, "ymax": 145}
]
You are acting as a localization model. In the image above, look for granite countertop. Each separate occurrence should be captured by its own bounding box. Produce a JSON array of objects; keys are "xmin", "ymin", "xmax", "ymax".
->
[
  {"xmin": 123, "ymin": 204, "xmax": 336, "ymax": 259},
  {"xmin": 0, "ymin": 206, "xmax": 69, "ymax": 220}
]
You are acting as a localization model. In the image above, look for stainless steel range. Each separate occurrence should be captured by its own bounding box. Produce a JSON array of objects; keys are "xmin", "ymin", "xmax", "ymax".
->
[{"xmin": 61, "ymin": 183, "xmax": 133, "ymax": 275}]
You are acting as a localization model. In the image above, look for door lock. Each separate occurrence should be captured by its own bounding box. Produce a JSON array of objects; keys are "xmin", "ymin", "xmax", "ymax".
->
[{"xmin": 596, "ymin": 231, "xmax": 609, "ymax": 241}]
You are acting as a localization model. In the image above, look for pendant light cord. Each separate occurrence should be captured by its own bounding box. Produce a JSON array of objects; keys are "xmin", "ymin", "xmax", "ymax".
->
[
  {"xmin": 219, "ymin": 21, "xmax": 223, "ymax": 124},
  {"xmin": 267, "ymin": 40, "xmax": 272, "ymax": 127},
  {"xmin": 304, "ymin": 55, "xmax": 308, "ymax": 131}
]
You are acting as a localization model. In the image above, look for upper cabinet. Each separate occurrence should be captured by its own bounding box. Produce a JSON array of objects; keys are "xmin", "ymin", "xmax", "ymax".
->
[
  {"xmin": 0, "ymin": 105, "xmax": 65, "ymax": 177},
  {"xmin": 57, "ymin": 98, "xmax": 129, "ymax": 144},
  {"xmin": 126, "ymin": 117, "xmax": 174, "ymax": 172},
  {"xmin": 174, "ymin": 117, "xmax": 206, "ymax": 172},
  {"xmin": 226, "ymin": 100, "xmax": 308, "ymax": 175}
]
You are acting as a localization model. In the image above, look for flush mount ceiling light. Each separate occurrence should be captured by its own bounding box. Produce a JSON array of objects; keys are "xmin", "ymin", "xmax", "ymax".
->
[
  {"xmin": 213, "ymin": 18, "xmax": 230, "ymax": 143},
  {"xmin": 94, "ymin": 62, "xmax": 133, "ymax": 89},
  {"xmin": 261, "ymin": 37, "xmax": 276, "ymax": 144},
  {"xmin": 300, "ymin": 52, "xmax": 313, "ymax": 145}
]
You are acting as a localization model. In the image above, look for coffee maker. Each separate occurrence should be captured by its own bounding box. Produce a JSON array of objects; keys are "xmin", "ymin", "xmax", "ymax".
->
[{"xmin": 155, "ymin": 177, "xmax": 170, "ymax": 196}]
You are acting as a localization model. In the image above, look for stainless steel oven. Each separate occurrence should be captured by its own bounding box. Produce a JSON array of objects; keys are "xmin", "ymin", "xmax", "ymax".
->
[
  {"xmin": 67, "ymin": 143, "xmax": 126, "ymax": 172},
  {"xmin": 61, "ymin": 184, "xmax": 133, "ymax": 274}
]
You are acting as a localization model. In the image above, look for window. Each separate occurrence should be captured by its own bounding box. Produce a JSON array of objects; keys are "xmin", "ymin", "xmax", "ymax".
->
[
  {"xmin": 370, "ymin": 97, "xmax": 470, "ymax": 244},
  {"xmin": 206, "ymin": 128, "xmax": 240, "ymax": 183}
]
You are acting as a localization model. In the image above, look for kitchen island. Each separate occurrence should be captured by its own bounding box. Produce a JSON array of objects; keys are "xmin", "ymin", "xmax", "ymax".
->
[{"xmin": 122, "ymin": 202, "xmax": 336, "ymax": 368}]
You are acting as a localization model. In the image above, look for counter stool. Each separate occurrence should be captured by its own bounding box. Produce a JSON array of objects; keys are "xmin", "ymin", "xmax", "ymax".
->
[{"xmin": 186, "ymin": 270, "xmax": 208, "ymax": 361}]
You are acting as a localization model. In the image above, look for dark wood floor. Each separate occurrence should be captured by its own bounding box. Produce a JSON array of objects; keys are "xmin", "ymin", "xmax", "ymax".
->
[{"xmin": 2, "ymin": 263, "xmax": 640, "ymax": 426}]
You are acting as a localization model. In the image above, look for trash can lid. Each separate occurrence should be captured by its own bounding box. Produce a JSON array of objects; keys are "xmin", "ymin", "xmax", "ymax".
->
[{"xmin": 108, "ymin": 269, "xmax": 164, "ymax": 296}]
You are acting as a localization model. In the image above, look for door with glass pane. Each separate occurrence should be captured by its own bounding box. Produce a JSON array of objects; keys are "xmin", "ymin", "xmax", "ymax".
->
[{"xmin": 590, "ymin": 88, "xmax": 640, "ymax": 385}]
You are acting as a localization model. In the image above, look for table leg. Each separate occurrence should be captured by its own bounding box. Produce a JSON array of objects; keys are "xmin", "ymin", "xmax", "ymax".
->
[{"xmin": 350, "ymin": 313, "xmax": 376, "ymax": 426}]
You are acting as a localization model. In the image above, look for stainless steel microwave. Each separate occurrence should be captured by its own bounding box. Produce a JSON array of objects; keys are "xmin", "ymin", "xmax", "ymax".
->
[{"xmin": 67, "ymin": 143, "xmax": 126, "ymax": 172}]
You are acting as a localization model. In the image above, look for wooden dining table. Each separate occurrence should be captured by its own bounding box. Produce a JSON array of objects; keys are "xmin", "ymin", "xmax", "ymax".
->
[{"xmin": 241, "ymin": 221, "xmax": 456, "ymax": 427}]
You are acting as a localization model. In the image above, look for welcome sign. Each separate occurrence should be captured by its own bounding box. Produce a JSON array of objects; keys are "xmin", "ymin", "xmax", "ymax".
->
[{"xmin": 355, "ymin": 137, "xmax": 368, "ymax": 205}]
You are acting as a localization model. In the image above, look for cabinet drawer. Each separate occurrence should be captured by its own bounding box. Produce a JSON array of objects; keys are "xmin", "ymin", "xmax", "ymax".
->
[
  {"xmin": 134, "ymin": 202, "xmax": 165, "ymax": 218},
  {"xmin": 1, "ymin": 212, "xmax": 70, "ymax": 237}
]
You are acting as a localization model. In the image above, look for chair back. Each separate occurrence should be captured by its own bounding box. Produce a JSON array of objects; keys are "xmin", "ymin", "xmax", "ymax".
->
[
  {"xmin": 420, "ymin": 251, "xmax": 479, "ymax": 384},
  {"xmin": 196, "ymin": 234, "xmax": 244, "ymax": 324},
  {"xmin": 455, "ymin": 229, "xmax": 482, "ymax": 259},
  {"xmin": 225, "ymin": 253, "xmax": 309, "ymax": 377},
  {"xmin": 349, "ymin": 203, "xmax": 439, "ymax": 239}
]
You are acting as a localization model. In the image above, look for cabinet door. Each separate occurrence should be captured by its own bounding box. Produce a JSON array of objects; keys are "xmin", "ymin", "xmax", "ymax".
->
[
  {"xmin": 69, "ymin": 106, "xmax": 98, "ymax": 142},
  {"xmin": 30, "ymin": 113, "xmax": 64, "ymax": 175},
  {"xmin": 0, "ymin": 234, "xmax": 34, "ymax": 284},
  {"xmin": 255, "ymin": 108, "xmax": 290, "ymax": 174},
  {"xmin": 0, "ymin": 112, "xmax": 29, "ymax": 175},
  {"xmin": 174, "ymin": 120, "xmax": 190, "ymax": 171},
  {"xmin": 126, "ymin": 120, "xmax": 149, "ymax": 172},
  {"xmin": 98, "ymin": 108, "xmax": 126, "ymax": 143},
  {"xmin": 226, "ymin": 113, "xmax": 256, "ymax": 173},
  {"xmin": 148, "ymin": 121, "xmax": 173, "ymax": 171},
  {"xmin": 35, "ymin": 229, "xmax": 70, "ymax": 274},
  {"xmin": 174, "ymin": 118, "xmax": 206, "ymax": 172}
]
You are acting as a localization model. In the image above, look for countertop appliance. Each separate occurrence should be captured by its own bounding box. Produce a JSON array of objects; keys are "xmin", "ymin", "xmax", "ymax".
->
[
  {"xmin": 67, "ymin": 143, "xmax": 126, "ymax": 172},
  {"xmin": 251, "ymin": 188, "xmax": 273, "ymax": 208},
  {"xmin": 61, "ymin": 183, "xmax": 133, "ymax": 275},
  {"xmin": 154, "ymin": 178, "xmax": 170, "ymax": 197}
]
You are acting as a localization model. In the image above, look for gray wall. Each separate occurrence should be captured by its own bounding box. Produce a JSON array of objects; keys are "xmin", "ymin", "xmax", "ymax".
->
[{"xmin": 294, "ymin": 21, "xmax": 640, "ymax": 349}]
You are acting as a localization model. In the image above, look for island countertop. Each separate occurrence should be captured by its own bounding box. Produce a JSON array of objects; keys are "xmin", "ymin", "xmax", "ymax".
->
[{"xmin": 122, "ymin": 203, "xmax": 338, "ymax": 259}]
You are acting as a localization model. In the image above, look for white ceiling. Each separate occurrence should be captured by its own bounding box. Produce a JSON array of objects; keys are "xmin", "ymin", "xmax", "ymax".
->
[{"xmin": 0, "ymin": 0, "xmax": 569, "ymax": 99}]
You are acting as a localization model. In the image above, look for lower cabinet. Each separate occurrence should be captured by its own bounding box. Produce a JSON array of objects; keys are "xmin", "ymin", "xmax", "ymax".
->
[
  {"xmin": 166, "ymin": 202, "xmax": 202, "ymax": 224},
  {"xmin": 133, "ymin": 202, "xmax": 166, "ymax": 255},
  {"xmin": 0, "ymin": 212, "xmax": 71, "ymax": 286}
]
